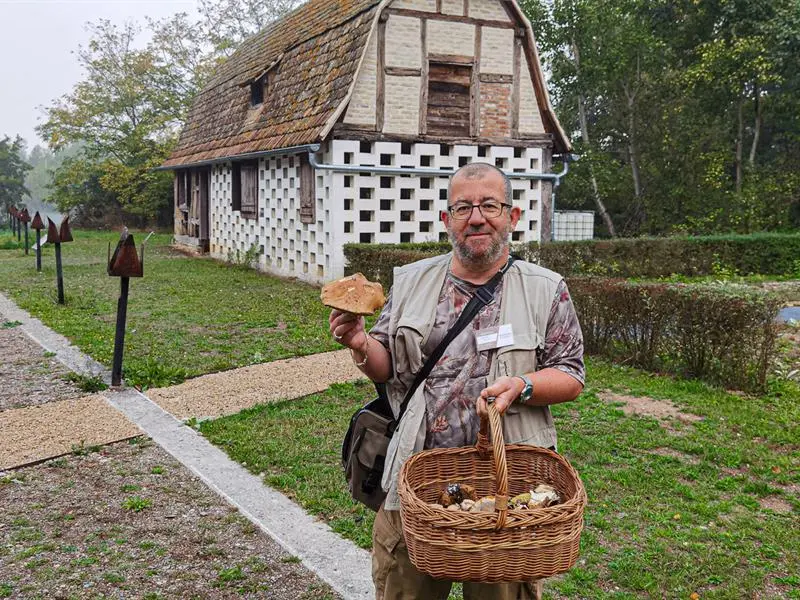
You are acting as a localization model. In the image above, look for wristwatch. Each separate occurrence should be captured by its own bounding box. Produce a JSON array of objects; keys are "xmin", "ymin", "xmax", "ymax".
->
[{"xmin": 516, "ymin": 375, "xmax": 533, "ymax": 404}]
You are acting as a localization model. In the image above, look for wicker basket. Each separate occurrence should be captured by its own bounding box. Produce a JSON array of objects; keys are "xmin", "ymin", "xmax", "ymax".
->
[{"xmin": 398, "ymin": 402, "xmax": 586, "ymax": 582}]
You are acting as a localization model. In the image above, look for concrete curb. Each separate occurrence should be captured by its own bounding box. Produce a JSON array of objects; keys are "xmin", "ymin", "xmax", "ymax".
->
[{"xmin": 0, "ymin": 291, "xmax": 373, "ymax": 600}]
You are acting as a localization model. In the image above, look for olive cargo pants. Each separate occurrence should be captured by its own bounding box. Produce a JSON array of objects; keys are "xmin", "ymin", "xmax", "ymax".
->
[{"xmin": 372, "ymin": 505, "xmax": 543, "ymax": 600}]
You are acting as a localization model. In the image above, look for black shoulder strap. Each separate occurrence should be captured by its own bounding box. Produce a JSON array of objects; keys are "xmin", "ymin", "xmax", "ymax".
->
[{"xmin": 392, "ymin": 256, "xmax": 516, "ymax": 424}]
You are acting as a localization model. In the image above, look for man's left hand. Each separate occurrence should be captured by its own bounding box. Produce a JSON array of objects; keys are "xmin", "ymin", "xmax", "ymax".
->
[{"xmin": 478, "ymin": 376, "xmax": 525, "ymax": 418}]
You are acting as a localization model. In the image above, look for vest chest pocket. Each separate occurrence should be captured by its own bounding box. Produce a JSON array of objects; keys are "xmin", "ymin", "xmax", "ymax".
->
[{"xmin": 493, "ymin": 332, "xmax": 542, "ymax": 389}]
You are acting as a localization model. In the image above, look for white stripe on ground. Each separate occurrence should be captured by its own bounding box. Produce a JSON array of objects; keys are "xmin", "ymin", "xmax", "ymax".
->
[{"xmin": 0, "ymin": 291, "xmax": 373, "ymax": 600}]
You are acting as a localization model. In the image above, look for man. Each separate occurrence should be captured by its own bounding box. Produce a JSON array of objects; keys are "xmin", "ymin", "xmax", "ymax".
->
[{"xmin": 329, "ymin": 162, "xmax": 585, "ymax": 600}]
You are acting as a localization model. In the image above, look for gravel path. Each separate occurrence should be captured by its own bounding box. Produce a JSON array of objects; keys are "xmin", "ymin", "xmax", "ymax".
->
[
  {"xmin": 147, "ymin": 349, "xmax": 363, "ymax": 419},
  {"xmin": 0, "ymin": 318, "xmax": 84, "ymax": 411},
  {"xmin": 0, "ymin": 394, "xmax": 142, "ymax": 470},
  {"xmin": 0, "ymin": 438, "xmax": 341, "ymax": 599}
]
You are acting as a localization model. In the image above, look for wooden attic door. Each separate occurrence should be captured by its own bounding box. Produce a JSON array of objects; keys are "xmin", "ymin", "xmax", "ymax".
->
[{"xmin": 426, "ymin": 62, "xmax": 472, "ymax": 137}]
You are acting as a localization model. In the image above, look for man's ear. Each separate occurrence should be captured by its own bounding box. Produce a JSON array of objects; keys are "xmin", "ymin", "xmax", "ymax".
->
[
  {"xmin": 440, "ymin": 210, "xmax": 449, "ymax": 226},
  {"xmin": 509, "ymin": 206, "xmax": 522, "ymax": 229}
]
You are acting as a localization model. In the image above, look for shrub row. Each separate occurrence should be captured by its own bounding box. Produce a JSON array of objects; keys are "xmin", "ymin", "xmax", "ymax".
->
[
  {"xmin": 539, "ymin": 233, "xmax": 800, "ymax": 279},
  {"xmin": 343, "ymin": 232, "xmax": 800, "ymax": 287},
  {"xmin": 567, "ymin": 278, "xmax": 781, "ymax": 392},
  {"xmin": 343, "ymin": 242, "xmax": 782, "ymax": 392}
]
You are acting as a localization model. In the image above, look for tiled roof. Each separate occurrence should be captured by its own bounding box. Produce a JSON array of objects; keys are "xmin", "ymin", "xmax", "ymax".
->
[{"xmin": 163, "ymin": 0, "xmax": 382, "ymax": 168}]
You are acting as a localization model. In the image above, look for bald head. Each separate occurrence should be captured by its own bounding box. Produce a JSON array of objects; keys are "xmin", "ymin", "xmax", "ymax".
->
[{"xmin": 448, "ymin": 162, "xmax": 512, "ymax": 205}]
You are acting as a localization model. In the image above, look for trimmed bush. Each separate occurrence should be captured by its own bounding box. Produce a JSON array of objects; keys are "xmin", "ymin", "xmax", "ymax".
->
[
  {"xmin": 343, "ymin": 232, "xmax": 800, "ymax": 288},
  {"xmin": 568, "ymin": 278, "xmax": 781, "ymax": 392}
]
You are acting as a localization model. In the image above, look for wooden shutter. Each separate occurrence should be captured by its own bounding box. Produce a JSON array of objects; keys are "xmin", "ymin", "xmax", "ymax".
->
[
  {"xmin": 240, "ymin": 164, "xmax": 258, "ymax": 217},
  {"xmin": 426, "ymin": 63, "xmax": 472, "ymax": 137},
  {"xmin": 299, "ymin": 154, "xmax": 315, "ymax": 224}
]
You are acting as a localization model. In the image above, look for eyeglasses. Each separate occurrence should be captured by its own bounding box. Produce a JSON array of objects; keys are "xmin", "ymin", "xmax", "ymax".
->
[{"xmin": 447, "ymin": 200, "xmax": 512, "ymax": 220}]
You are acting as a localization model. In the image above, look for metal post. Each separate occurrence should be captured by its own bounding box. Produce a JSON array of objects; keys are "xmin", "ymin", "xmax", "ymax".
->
[
  {"xmin": 111, "ymin": 277, "xmax": 130, "ymax": 386},
  {"xmin": 16, "ymin": 217, "xmax": 21, "ymax": 242},
  {"xmin": 35, "ymin": 229, "xmax": 41, "ymax": 271},
  {"xmin": 55, "ymin": 243, "xmax": 64, "ymax": 304},
  {"xmin": 23, "ymin": 222, "xmax": 29, "ymax": 255}
]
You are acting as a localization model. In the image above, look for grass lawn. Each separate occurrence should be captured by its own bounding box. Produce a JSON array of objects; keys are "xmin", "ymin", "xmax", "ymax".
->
[
  {"xmin": 200, "ymin": 359, "xmax": 800, "ymax": 599},
  {"xmin": 0, "ymin": 229, "xmax": 339, "ymax": 388}
]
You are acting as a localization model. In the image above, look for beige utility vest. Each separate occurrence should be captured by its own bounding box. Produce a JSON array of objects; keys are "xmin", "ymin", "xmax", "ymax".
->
[{"xmin": 380, "ymin": 253, "xmax": 563, "ymax": 510}]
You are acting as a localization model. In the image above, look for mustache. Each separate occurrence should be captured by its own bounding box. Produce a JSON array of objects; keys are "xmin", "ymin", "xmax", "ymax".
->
[{"xmin": 465, "ymin": 225, "xmax": 492, "ymax": 234}]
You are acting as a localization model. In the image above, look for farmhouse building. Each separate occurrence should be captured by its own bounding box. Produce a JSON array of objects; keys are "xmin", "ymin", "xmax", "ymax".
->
[{"xmin": 162, "ymin": 0, "xmax": 576, "ymax": 284}]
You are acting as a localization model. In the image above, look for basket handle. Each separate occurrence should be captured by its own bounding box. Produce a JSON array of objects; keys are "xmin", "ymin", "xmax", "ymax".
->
[{"xmin": 475, "ymin": 398, "xmax": 508, "ymax": 530}]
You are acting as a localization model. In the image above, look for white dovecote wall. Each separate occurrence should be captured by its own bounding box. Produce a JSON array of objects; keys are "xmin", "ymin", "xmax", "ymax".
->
[
  {"xmin": 326, "ymin": 139, "xmax": 545, "ymax": 280},
  {"xmin": 208, "ymin": 151, "xmax": 335, "ymax": 285}
]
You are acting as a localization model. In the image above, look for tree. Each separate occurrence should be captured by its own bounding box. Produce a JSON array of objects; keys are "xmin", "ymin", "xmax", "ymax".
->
[
  {"xmin": 198, "ymin": 0, "xmax": 303, "ymax": 55},
  {"xmin": 37, "ymin": 18, "xmax": 209, "ymax": 225},
  {"xmin": 0, "ymin": 136, "xmax": 31, "ymax": 218}
]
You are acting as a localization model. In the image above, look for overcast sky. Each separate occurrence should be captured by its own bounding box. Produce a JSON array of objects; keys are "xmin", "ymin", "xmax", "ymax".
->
[{"xmin": 0, "ymin": 0, "xmax": 197, "ymax": 150}]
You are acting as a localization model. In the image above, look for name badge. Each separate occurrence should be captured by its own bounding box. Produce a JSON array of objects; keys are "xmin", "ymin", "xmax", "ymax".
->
[{"xmin": 475, "ymin": 324, "xmax": 514, "ymax": 351}]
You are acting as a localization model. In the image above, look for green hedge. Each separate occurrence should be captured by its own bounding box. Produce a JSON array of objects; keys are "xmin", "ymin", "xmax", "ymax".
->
[
  {"xmin": 567, "ymin": 278, "xmax": 781, "ymax": 392},
  {"xmin": 539, "ymin": 233, "xmax": 800, "ymax": 279},
  {"xmin": 343, "ymin": 233, "xmax": 800, "ymax": 289},
  {"xmin": 343, "ymin": 240, "xmax": 784, "ymax": 392}
]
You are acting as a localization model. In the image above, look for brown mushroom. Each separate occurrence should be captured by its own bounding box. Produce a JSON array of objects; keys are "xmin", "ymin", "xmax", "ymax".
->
[{"xmin": 320, "ymin": 273, "xmax": 386, "ymax": 315}]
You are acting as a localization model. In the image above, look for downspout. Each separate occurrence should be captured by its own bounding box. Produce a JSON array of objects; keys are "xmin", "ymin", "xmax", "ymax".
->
[{"xmin": 549, "ymin": 154, "xmax": 579, "ymax": 241}]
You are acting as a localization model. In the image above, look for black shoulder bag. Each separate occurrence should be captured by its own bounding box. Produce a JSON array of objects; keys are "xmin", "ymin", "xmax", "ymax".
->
[{"xmin": 341, "ymin": 258, "xmax": 515, "ymax": 511}]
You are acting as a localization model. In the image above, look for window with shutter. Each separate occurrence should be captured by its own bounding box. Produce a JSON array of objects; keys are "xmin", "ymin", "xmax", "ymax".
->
[
  {"xmin": 240, "ymin": 164, "xmax": 258, "ymax": 218},
  {"xmin": 426, "ymin": 62, "xmax": 472, "ymax": 137}
]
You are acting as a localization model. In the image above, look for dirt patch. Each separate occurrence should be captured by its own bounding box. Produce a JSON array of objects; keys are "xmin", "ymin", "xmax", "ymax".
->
[
  {"xmin": 0, "ymin": 438, "xmax": 340, "ymax": 599},
  {"xmin": 0, "ymin": 319, "xmax": 84, "ymax": 411},
  {"xmin": 0, "ymin": 395, "xmax": 142, "ymax": 470},
  {"xmin": 649, "ymin": 447, "xmax": 701, "ymax": 464},
  {"xmin": 598, "ymin": 391, "xmax": 703, "ymax": 429},
  {"xmin": 148, "ymin": 349, "xmax": 363, "ymax": 419},
  {"xmin": 758, "ymin": 495, "xmax": 794, "ymax": 514}
]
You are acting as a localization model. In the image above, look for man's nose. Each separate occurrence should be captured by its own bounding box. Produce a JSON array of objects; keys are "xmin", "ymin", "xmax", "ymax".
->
[{"xmin": 467, "ymin": 204, "xmax": 487, "ymax": 226}]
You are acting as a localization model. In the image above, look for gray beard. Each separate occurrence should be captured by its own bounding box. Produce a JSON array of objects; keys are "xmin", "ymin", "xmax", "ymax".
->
[{"xmin": 448, "ymin": 225, "xmax": 510, "ymax": 270}]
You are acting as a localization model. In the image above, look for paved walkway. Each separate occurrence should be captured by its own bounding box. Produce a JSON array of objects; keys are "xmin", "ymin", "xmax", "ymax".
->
[{"xmin": 0, "ymin": 291, "xmax": 373, "ymax": 600}]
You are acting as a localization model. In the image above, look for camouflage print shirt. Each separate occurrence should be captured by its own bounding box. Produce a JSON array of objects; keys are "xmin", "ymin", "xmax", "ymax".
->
[{"xmin": 370, "ymin": 271, "xmax": 584, "ymax": 450}]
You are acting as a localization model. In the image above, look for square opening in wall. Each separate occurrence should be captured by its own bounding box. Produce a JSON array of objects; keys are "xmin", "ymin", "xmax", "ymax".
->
[
  {"xmin": 439, "ymin": 144, "xmax": 450, "ymax": 156},
  {"xmin": 458, "ymin": 156, "xmax": 470, "ymax": 167},
  {"xmin": 344, "ymin": 175, "xmax": 353, "ymax": 187},
  {"xmin": 529, "ymin": 220, "xmax": 535, "ymax": 230},
  {"xmin": 380, "ymin": 199, "xmax": 394, "ymax": 211},
  {"xmin": 344, "ymin": 222, "xmax": 353, "ymax": 233},
  {"xmin": 359, "ymin": 210, "xmax": 374, "ymax": 222},
  {"xmin": 359, "ymin": 187, "xmax": 373, "ymax": 199},
  {"xmin": 303, "ymin": 262, "xmax": 309, "ymax": 274},
  {"xmin": 380, "ymin": 176, "xmax": 393, "ymax": 188},
  {"xmin": 512, "ymin": 231, "xmax": 522, "ymax": 241},
  {"xmin": 380, "ymin": 154, "xmax": 393, "ymax": 166},
  {"xmin": 420, "ymin": 155, "xmax": 432, "ymax": 167},
  {"xmin": 439, "ymin": 188, "xmax": 448, "ymax": 200},
  {"xmin": 529, "ymin": 179, "xmax": 539, "ymax": 190},
  {"xmin": 530, "ymin": 200, "xmax": 536, "ymax": 210},
  {"xmin": 513, "ymin": 189, "xmax": 523, "ymax": 201},
  {"xmin": 401, "ymin": 142, "xmax": 412, "ymax": 155},
  {"xmin": 360, "ymin": 141, "xmax": 372, "ymax": 153},
  {"xmin": 344, "ymin": 152, "xmax": 353, "ymax": 165},
  {"xmin": 380, "ymin": 221, "xmax": 393, "ymax": 233},
  {"xmin": 530, "ymin": 158, "xmax": 540, "ymax": 170},
  {"xmin": 420, "ymin": 221, "xmax": 432, "ymax": 232},
  {"xmin": 400, "ymin": 211, "xmax": 414, "ymax": 222},
  {"xmin": 400, "ymin": 232, "xmax": 413, "ymax": 243},
  {"xmin": 514, "ymin": 147, "xmax": 524, "ymax": 158},
  {"xmin": 478, "ymin": 146, "xmax": 488, "ymax": 157},
  {"xmin": 344, "ymin": 198, "xmax": 353, "ymax": 210},
  {"xmin": 360, "ymin": 232, "xmax": 374, "ymax": 243},
  {"xmin": 420, "ymin": 178, "xmax": 432, "ymax": 189},
  {"xmin": 400, "ymin": 188, "xmax": 413, "ymax": 200},
  {"xmin": 317, "ymin": 265, "xmax": 324, "ymax": 277},
  {"xmin": 495, "ymin": 157, "xmax": 508, "ymax": 170},
  {"xmin": 420, "ymin": 199, "xmax": 433, "ymax": 211}
]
